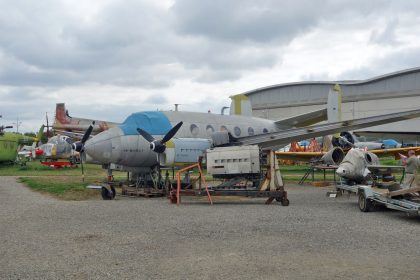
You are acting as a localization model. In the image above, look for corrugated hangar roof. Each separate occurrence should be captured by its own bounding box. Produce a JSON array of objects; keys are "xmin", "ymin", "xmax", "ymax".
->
[{"xmin": 243, "ymin": 67, "xmax": 420, "ymax": 110}]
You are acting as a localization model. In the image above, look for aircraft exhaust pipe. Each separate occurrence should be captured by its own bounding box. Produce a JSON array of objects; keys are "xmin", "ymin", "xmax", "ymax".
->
[
  {"xmin": 365, "ymin": 152, "xmax": 379, "ymax": 165},
  {"xmin": 320, "ymin": 147, "xmax": 345, "ymax": 165}
]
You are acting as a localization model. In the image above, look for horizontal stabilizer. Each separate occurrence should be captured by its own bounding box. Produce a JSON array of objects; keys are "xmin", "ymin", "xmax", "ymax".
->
[{"xmin": 275, "ymin": 108, "xmax": 327, "ymax": 129}]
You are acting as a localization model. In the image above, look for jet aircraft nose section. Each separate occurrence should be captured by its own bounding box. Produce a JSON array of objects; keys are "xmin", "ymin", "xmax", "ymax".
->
[
  {"xmin": 84, "ymin": 128, "xmax": 120, "ymax": 164},
  {"xmin": 336, "ymin": 166, "xmax": 347, "ymax": 177}
]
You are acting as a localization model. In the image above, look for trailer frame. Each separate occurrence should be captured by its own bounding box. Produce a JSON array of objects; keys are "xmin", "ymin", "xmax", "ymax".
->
[{"xmin": 335, "ymin": 181, "xmax": 420, "ymax": 216}]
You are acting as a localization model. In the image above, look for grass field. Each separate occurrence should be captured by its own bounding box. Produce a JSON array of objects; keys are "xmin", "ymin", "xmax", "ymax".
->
[
  {"xmin": 0, "ymin": 157, "xmax": 403, "ymax": 200},
  {"xmin": 0, "ymin": 161, "xmax": 126, "ymax": 200}
]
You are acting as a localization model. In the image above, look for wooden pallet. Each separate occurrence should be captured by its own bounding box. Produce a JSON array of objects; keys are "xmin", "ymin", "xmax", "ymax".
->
[{"xmin": 121, "ymin": 186, "xmax": 165, "ymax": 198}]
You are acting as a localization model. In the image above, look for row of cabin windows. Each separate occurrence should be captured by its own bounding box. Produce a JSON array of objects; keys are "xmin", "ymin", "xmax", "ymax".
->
[
  {"xmin": 214, "ymin": 158, "xmax": 249, "ymax": 163},
  {"xmin": 190, "ymin": 124, "xmax": 269, "ymax": 137},
  {"xmin": 180, "ymin": 148, "xmax": 202, "ymax": 153}
]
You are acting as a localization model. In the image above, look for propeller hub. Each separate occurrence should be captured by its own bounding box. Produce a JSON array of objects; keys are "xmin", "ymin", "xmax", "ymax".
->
[
  {"xmin": 150, "ymin": 141, "xmax": 166, "ymax": 153},
  {"xmin": 72, "ymin": 142, "xmax": 84, "ymax": 153},
  {"xmin": 137, "ymin": 121, "xmax": 183, "ymax": 155}
]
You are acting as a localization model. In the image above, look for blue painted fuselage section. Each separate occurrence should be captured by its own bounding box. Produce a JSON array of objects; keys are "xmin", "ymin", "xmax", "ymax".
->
[{"xmin": 119, "ymin": 112, "xmax": 172, "ymax": 136}]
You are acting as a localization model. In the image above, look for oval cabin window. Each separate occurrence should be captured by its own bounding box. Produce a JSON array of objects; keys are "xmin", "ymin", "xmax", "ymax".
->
[
  {"xmin": 190, "ymin": 124, "xmax": 199, "ymax": 136},
  {"xmin": 248, "ymin": 127, "xmax": 255, "ymax": 136},
  {"xmin": 263, "ymin": 128, "xmax": 269, "ymax": 134},
  {"xmin": 206, "ymin": 125, "xmax": 215, "ymax": 135},
  {"xmin": 234, "ymin": 126, "xmax": 241, "ymax": 137}
]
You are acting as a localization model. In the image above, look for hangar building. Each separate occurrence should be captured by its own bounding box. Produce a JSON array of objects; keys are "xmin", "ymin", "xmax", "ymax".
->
[{"xmin": 242, "ymin": 67, "xmax": 420, "ymax": 143}]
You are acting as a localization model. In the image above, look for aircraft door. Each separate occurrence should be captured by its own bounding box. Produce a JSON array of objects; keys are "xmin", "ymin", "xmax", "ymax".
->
[{"xmin": 111, "ymin": 136, "xmax": 122, "ymax": 163}]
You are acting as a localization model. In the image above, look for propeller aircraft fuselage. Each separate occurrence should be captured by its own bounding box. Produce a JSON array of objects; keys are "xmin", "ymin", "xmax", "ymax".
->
[{"xmin": 83, "ymin": 111, "xmax": 276, "ymax": 171}]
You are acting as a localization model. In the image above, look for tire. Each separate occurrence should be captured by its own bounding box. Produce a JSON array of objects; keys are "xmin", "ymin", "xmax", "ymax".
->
[
  {"xmin": 281, "ymin": 198, "xmax": 290, "ymax": 206},
  {"xmin": 358, "ymin": 191, "xmax": 372, "ymax": 212},
  {"xmin": 276, "ymin": 196, "xmax": 290, "ymax": 206},
  {"xmin": 101, "ymin": 187, "xmax": 115, "ymax": 200}
]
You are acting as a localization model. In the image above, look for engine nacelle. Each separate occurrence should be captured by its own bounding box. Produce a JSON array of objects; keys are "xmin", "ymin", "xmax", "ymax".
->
[
  {"xmin": 320, "ymin": 147, "xmax": 345, "ymax": 165},
  {"xmin": 159, "ymin": 138, "xmax": 212, "ymax": 166},
  {"xmin": 365, "ymin": 152, "xmax": 379, "ymax": 165}
]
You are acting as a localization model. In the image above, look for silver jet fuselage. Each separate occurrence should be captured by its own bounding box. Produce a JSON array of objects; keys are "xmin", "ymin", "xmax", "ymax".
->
[{"xmin": 336, "ymin": 148, "xmax": 379, "ymax": 182}]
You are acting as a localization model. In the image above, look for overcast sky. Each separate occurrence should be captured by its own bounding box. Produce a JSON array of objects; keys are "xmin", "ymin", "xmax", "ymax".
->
[{"xmin": 1, "ymin": 0, "xmax": 420, "ymax": 132}]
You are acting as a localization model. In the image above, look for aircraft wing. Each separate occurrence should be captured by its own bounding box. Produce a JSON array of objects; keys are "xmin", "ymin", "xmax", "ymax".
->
[
  {"xmin": 275, "ymin": 108, "xmax": 327, "ymax": 129},
  {"xmin": 237, "ymin": 108, "xmax": 420, "ymax": 149},
  {"xmin": 368, "ymin": 147, "xmax": 420, "ymax": 158},
  {"xmin": 275, "ymin": 147, "xmax": 420, "ymax": 164},
  {"xmin": 55, "ymin": 130, "xmax": 85, "ymax": 141},
  {"xmin": 275, "ymin": 151, "xmax": 326, "ymax": 161}
]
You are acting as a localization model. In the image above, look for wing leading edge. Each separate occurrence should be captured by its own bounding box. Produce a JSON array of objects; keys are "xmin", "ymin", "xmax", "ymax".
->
[{"xmin": 237, "ymin": 108, "xmax": 420, "ymax": 149}]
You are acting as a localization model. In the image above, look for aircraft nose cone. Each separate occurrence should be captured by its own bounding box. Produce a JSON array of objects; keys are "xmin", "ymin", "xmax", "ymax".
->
[
  {"xmin": 336, "ymin": 166, "xmax": 346, "ymax": 176},
  {"xmin": 84, "ymin": 129, "xmax": 114, "ymax": 163}
]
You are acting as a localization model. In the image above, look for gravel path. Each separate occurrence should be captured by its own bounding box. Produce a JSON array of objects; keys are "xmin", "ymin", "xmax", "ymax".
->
[{"xmin": 1, "ymin": 176, "xmax": 419, "ymax": 279}]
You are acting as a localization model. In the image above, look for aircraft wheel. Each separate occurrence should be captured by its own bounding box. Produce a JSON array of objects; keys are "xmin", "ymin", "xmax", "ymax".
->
[
  {"xmin": 101, "ymin": 186, "xmax": 116, "ymax": 200},
  {"xmin": 358, "ymin": 191, "xmax": 372, "ymax": 212},
  {"xmin": 281, "ymin": 198, "xmax": 290, "ymax": 206},
  {"xmin": 276, "ymin": 196, "xmax": 290, "ymax": 206}
]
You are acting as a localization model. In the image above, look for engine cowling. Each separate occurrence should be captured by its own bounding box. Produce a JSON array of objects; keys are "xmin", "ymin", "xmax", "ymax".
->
[
  {"xmin": 365, "ymin": 152, "xmax": 379, "ymax": 165},
  {"xmin": 159, "ymin": 138, "xmax": 212, "ymax": 166},
  {"xmin": 320, "ymin": 147, "xmax": 345, "ymax": 165}
]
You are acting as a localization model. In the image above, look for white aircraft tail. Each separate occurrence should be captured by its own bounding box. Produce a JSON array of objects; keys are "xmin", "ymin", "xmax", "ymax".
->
[
  {"xmin": 229, "ymin": 94, "xmax": 252, "ymax": 117},
  {"xmin": 327, "ymin": 84, "xmax": 342, "ymax": 123},
  {"xmin": 328, "ymin": 84, "xmax": 343, "ymax": 138}
]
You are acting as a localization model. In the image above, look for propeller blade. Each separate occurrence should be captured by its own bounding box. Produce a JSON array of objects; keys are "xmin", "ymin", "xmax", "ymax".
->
[
  {"xmin": 137, "ymin": 128, "xmax": 155, "ymax": 142},
  {"xmin": 80, "ymin": 155, "xmax": 85, "ymax": 182},
  {"xmin": 161, "ymin": 121, "xmax": 183, "ymax": 143},
  {"xmin": 81, "ymin": 121, "xmax": 95, "ymax": 144}
]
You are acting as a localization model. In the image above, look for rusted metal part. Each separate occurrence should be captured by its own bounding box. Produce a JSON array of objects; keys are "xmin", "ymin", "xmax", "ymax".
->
[
  {"xmin": 171, "ymin": 150, "xmax": 289, "ymax": 206},
  {"xmin": 121, "ymin": 185, "xmax": 164, "ymax": 197}
]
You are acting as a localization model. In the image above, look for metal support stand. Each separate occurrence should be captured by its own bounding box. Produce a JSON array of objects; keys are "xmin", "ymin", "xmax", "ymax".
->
[{"xmin": 170, "ymin": 150, "xmax": 289, "ymax": 206}]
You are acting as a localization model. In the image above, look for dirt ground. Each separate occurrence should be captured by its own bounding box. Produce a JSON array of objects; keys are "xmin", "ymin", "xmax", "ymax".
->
[{"xmin": 1, "ymin": 176, "xmax": 419, "ymax": 279}]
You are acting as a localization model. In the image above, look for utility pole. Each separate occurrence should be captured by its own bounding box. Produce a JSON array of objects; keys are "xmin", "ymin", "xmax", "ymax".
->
[{"xmin": 13, "ymin": 117, "xmax": 22, "ymax": 133}]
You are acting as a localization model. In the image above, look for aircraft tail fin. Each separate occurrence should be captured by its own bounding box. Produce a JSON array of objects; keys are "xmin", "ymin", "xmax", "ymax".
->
[
  {"xmin": 229, "ymin": 94, "xmax": 252, "ymax": 117},
  {"xmin": 327, "ymin": 84, "xmax": 343, "ymax": 137},
  {"xmin": 54, "ymin": 103, "xmax": 71, "ymax": 125},
  {"xmin": 327, "ymin": 84, "xmax": 342, "ymax": 123}
]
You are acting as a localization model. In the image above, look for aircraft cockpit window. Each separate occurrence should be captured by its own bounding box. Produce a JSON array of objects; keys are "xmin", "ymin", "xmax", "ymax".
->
[
  {"xmin": 206, "ymin": 125, "xmax": 215, "ymax": 135},
  {"xmin": 263, "ymin": 128, "xmax": 269, "ymax": 134},
  {"xmin": 248, "ymin": 127, "xmax": 254, "ymax": 136},
  {"xmin": 190, "ymin": 124, "xmax": 199, "ymax": 136},
  {"xmin": 234, "ymin": 126, "xmax": 241, "ymax": 136}
]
